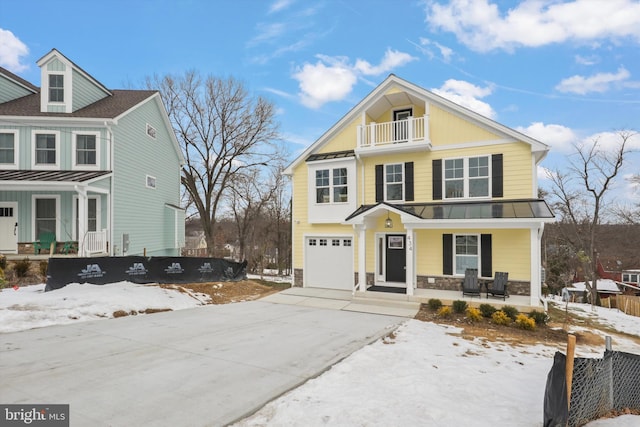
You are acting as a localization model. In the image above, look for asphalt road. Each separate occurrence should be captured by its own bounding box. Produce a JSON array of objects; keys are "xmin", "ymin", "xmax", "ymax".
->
[{"xmin": 0, "ymin": 300, "xmax": 404, "ymax": 426}]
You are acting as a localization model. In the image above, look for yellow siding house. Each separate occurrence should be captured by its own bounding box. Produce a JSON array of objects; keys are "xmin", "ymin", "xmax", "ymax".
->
[{"xmin": 283, "ymin": 75, "xmax": 554, "ymax": 307}]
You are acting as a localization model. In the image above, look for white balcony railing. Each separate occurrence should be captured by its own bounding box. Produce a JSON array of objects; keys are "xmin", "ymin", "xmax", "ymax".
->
[
  {"xmin": 357, "ymin": 115, "xmax": 429, "ymax": 148},
  {"xmin": 84, "ymin": 229, "xmax": 107, "ymax": 255}
]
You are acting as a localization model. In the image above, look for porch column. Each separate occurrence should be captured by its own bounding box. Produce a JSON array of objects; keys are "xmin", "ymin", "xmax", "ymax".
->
[
  {"xmin": 75, "ymin": 186, "xmax": 88, "ymax": 257},
  {"xmin": 405, "ymin": 227, "xmax": 415, "ymax": 296},
  {"xmin": 530, "ymin": 224, "xmax": 543, "ymax": 306},
  {"xmin": 356, "ymin": 224, "xmax": 367, "ymax": 292}
]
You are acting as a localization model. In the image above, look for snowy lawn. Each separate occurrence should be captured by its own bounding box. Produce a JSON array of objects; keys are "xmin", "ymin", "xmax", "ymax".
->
[{"xmin": 1, "ymin": 283, "xmax": 638, "ymax": 426}]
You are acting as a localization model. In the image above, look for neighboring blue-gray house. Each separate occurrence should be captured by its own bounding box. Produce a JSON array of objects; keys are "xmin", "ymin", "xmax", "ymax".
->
[{"xmin": 0, "ymin": 49, "xmax": 185, "ymax": 257}]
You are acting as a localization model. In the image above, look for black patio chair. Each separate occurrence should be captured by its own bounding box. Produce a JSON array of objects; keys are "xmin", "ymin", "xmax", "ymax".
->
[
  {"xmin": 461, "ymin": 268, "xmax": 481, "ymax": 298},
  {"xmin": 487, "ymin": 271, "xmax": 509, "ymax": 300}
]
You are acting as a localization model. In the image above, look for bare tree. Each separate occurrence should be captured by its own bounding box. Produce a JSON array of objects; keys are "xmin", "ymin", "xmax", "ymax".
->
[
  {"xmin": 614, "ymin": 174, "xmax": 640, "ymax": 224},
  {"xmin": 546, "ymin": 130, "xmax": 635, "ymax": 307},
  {"xmin": 147, "ymin": 72, "xmax": 283, "ymax": 255}
]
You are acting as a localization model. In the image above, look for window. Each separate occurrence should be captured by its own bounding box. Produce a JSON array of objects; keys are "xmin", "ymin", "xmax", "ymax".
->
[
  {"xmin": 0, "ymin": 132, "xmax": 16, "ymax": 166},
  {"xmin": 385, "ymin": 163, "xmax": 404, "ymax": 201},
  {"xmin": 444, "ymin": 156, "xmax": 490, "ymax": 199},
  {"xmin": 35, "ymin": 198, "xmax": 56, "ymax": 237},
  {"xmin": 309, "ymin": 239, "xmax": 317, "ymax": 246},
  {"xmin": 75, "ymin": 134, "xmax": 97, "ymax": 166},
  {"xmin": 34, "ymin": 133, "xmax": 57, "ymax": 166},
  {"xmin": 319, "ymin": 239, "xmax": 327, "ymax": 246},
  {"xmin": 146, "ymin": 175, "xmax": 157, "ymax": 189},
  {"xmin": 316, "ymin": 169, "xmax": 330, "ymax": 203},
  {"xmin": 623, "ymin": 273, "xmax": 639, "ymax": 283},
  {"xmin": 454, "ymin": 235, "xmax": 479, "ymax": 275},
  {"xmin": 49, "ymin": 74, "xmax": 64, "ymax": 102},
  {"xmin": 146, "ymin": 123, "xmax": 157, "ymax": 139},
  {"xmin": 332, "ymin": 239, "xmax": 340, "ymax": 246},
  {"xmin": 343, "ymin": 239, "xmax": 352, "ymax": 247},
  {"xmin": 316, "ymin": 168, "xmax": 348, "ymax": 204}
]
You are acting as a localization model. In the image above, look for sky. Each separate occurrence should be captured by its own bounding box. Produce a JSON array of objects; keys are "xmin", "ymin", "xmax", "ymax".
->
[
  {"xmin": 1, "ymin": 281, "xmax": 639, "ymax": 426},
  {"xmin": 1, "ymin": 0, "xmax": 640, "ymax": 204}
]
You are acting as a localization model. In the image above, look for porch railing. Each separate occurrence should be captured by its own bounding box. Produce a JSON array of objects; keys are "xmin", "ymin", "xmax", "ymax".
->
[
  {"xmin": 357, "ymin": 116, "xmax": 428, "ymax": 148},
  {"xmin": 84, "ymin": 229, "xmax": 107, "ymax": 255}
]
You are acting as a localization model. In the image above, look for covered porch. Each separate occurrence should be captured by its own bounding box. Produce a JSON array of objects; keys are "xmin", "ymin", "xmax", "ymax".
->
[
  {"xmin": 345, "ymin": 200, "xmax": 555, "ymax": 308},
  {"xmin": 0, "ymin": 170, "xmax": 112, "ymax": 257}
]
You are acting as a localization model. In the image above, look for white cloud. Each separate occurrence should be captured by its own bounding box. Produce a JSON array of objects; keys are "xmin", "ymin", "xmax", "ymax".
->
[
  {"xmin": 538, "ymin": 165, "xmax": 554, "ymax": 181},
  {"xmin": 354, "ymin": 49, "xmax": 416, "ymax": 75},
  {"xmin": 292, "ymin": 49, "xmax": 416, "ymax": 109},
  {"xmin": 0, "ymin": 28, "xmax": 29, "ymax": 72},
  {"xmin": 425, "ymin": 0, "xmax": 640, "ymax": 52},
  {"xmin": 574, "ymin": 54, "xmax": 599, "ymax": 66},
  {"xmin": 248, "ymin": 22, "xmax": 286, "ymax": 47},
  {"xmin": 432, "ymin": 79, "xmax": 496, "ymax": 119},
  {"xmin": 417, "ymin": 37, "xmax": 454, "ymax": 63},
  {"xmin": 555, "ymin": 67, "xmax": 633, "ymax": 94},
  {"xmin": 269, "ymin": 0, "xmax": 294, "ymax": 14},
  {"xmin": 516, "ymin": 122, "xmax": 577, "ymax": 152}
]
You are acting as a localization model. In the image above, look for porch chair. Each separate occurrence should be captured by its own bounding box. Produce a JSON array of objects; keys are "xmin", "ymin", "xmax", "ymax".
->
[
  {"xmin": 34, "ymin": 232, "xmax": 57, "ymax": 255},
  {"xmin": 486, "ymin": 271, "xmax": 509, "ymax": 300},
  {"xmin": 461, "ymin": 268, "xmax": 481, "ymax": 298}
]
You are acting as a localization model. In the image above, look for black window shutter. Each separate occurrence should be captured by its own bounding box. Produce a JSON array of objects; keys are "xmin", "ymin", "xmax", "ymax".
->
[
  {"xmin": 443, "ymin": 234, "xmax": 453, "ymax": 275},
  {"xmin": 492, "ymin": 154, "xmax": 503, "ymax": 198},
  {"xmin": 375, "ymin": 164, "xmax": 383, "ymax": 202},
  {"xmin": 432, "ymin": 159, "xmax": 442, "ymax": 200},
  {"xmin": 405, "ymin": 162, "xmax": 414, "ymax": 201},
  {"xmin": 481, "ymin": 234, "xmax": 492, "ymax": 278}
]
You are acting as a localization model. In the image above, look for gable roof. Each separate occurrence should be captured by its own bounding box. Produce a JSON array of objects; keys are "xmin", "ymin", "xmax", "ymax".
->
[
  {"xmin": 0, "ymin": 66, "xmax": 39, "ymax": 93},
  {"xmin": 284, "ymin": 74, "xmax": 550, "ymax": 175},
  {"xmin": 37, "ymin": 48, "xmax": 111, "ymax": 97}
]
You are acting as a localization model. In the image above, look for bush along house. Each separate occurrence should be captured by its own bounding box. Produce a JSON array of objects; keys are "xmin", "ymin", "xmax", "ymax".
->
[
  {"xmin": 283, "ymin": 75, "xmax": 555, "ymax": 307},
  {"xmin": 0, "ymin": 49, "xmax": 185, "ymax": 257}
]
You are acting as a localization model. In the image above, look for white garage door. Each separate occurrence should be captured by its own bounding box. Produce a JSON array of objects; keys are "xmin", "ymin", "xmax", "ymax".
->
[{"xmin": 305, "ymin": 236, "xmax": 354, "ymax": 290}]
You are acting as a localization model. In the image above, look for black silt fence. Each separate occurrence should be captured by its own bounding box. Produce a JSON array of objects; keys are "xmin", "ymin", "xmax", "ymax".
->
[
  {"xmin": 45, "ymin": 256, "xmax": 247, "ymax": 291},
  {"xmin": 543, "ymin": 350, "xmax": 640, "ymax": 427}
]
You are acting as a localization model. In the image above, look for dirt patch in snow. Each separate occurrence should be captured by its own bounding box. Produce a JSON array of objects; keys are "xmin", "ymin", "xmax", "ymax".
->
[{"xmin": 160, "ymin": 280, "xmax": 290, "ymax": 304}]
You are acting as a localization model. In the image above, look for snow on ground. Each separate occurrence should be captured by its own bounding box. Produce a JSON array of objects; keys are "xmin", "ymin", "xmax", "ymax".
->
[{"xmin": 1, "ymin": 282, "xmax": 638, "ymax": 426}]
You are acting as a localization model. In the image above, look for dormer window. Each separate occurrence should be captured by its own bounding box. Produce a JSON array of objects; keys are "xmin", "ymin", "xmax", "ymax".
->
[{"xmin": 49, "ymin": 74, "xmax": 64, "ymax": 102}]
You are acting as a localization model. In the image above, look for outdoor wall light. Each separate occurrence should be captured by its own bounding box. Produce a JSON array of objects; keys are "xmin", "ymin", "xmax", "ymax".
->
[{"xmin": 385, "ymin": 211, "xmax": 393, "ymax": 228}]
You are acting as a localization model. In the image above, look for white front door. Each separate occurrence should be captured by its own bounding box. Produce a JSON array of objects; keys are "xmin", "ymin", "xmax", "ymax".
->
[{"xmin": 0, "ymin": 202, "xmax": 18, "ymax": 253}]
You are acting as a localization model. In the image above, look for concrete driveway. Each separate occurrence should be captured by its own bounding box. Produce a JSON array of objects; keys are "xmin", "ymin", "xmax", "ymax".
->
[{"xmin": 0, "ymin": 300, "xmax": 404, "ymax": 426}]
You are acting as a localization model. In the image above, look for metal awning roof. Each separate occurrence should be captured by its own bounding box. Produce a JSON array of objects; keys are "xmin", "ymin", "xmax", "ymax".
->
[
  {"xmin": 0, "ymin": 170, "xmax": 111, "ymax": 182},
  {"xmin": 346, "ymin": 199, "xmax": 554, "ymax": 222}
]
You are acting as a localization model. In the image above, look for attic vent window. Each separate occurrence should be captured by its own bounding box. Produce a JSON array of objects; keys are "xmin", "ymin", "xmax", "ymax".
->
[
  {"xmin": 146, "ymin": 124, "xmax": 157, "ymax": 139},
  {"xmin": 146, "ymin": 175, "xmax": 157, "ymax": 189},
  {"xmin": 49, "ymin": 74, "xmax": 64, "ymax": 102}
]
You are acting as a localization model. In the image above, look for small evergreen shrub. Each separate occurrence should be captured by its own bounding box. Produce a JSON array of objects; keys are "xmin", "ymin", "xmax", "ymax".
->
[
  {"xmin": 39, "ymin": 261, "xmax": 48, "ymax": 277},
  {"xmin": 0, "ymin": 254, "xmax": 6, "ymax": 270},
  {"xmin": 528, "ymin": 310, "xmax": 548, "ymax": 326},
  {"xmin": 437, "ymin": 306, "xmax": 452, "ymax": 318},
  {"xmin": 515, "ymin": 313, "xmax": 536, "ymax": 330},
  {"xmin": 465, "ymin": 306, "xmax": 482, "ymax": 322},
  {"xmin": 0, "ymin": 267, "xmax": 6, "ymax": 288},
  {"xmin": 491, "ymin": 310, "xmax": 511, "ymax": 326},
  {"xmin": 13, "ymin": 258, "xmax": 31, "ymax": 278},
  {"xmin": 501, "ymin": 305, "xmax": 519, "ymax": 321},
  {"xmin": 479, "ymin": 303, "xmax": 497, "ymax": 318},
  {"xmin": 452, "ymin": 300, "xmax": 468, "ymax": 313},
  {"xmin": 427, "ymin": 298, "xmax": 443, "ymax": 311}
]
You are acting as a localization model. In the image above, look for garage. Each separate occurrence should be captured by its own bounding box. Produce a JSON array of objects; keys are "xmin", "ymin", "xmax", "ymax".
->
[{"xmin": 304, "ymin": 236, "xmax": 354, "ymax": 290}]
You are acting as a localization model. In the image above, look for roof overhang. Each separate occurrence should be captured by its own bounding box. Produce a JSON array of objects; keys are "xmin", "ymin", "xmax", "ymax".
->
[{"xmin": 0, "ymin": 170, "xmax": 112, "ymax": 192}]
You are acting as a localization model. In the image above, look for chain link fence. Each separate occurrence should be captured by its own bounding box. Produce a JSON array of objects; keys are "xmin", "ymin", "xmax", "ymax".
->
[{"xmin": 544, "ymin": 349, "xmax": 640, "ymax": 427}]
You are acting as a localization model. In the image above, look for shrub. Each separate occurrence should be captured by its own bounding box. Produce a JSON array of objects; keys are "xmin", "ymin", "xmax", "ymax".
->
[
  {"xmin": 528, "ymin": 310, "xmax": 548, "ymax": 326},
  {"xmin": 437, "ymin": 306, "xmax": 452, "ymax": 318},
  {"xmin": 501, "ymin": 305, "xmax": 519, "ymax": 321},
  {"xmin": 452, "ymin": 300, "xmax": 468, "ymax": 313},
  {"xmin": 427, "ymin": 298, "xmax": 443, "ymax": 311},
  {"xmin": 13, "ymin": 258, "xmax": 31, "ymax": 278},
  {"xmin": 39, "ymin": 261, "xmax": 48, "ymax": 277},
  {"xmin": 0, "ymin": 254, "xmax": 6, "ymax": 270},
  {"xmin": 479, "ymin": 303, "xmax": 497, "ymax": 318},
  {"xmin": 465, "ymin": 306, "xmax": 482, "ymax": 322},
  {"xmin": 515, "ymin": 313, "xmax": 536, "ymax": 330},
  {"xmin": 0, "ymin": 267, "xmax": 5, "ymax": 288},
  {"xmin": 491, "ymin": 310, "xmax": 511, "ymax": 326}
]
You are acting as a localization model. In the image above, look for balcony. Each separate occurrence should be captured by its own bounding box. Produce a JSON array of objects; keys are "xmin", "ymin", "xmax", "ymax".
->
[{"xmin": 356, "ymin": 116, "xmax": 431, "ymax": 156}]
